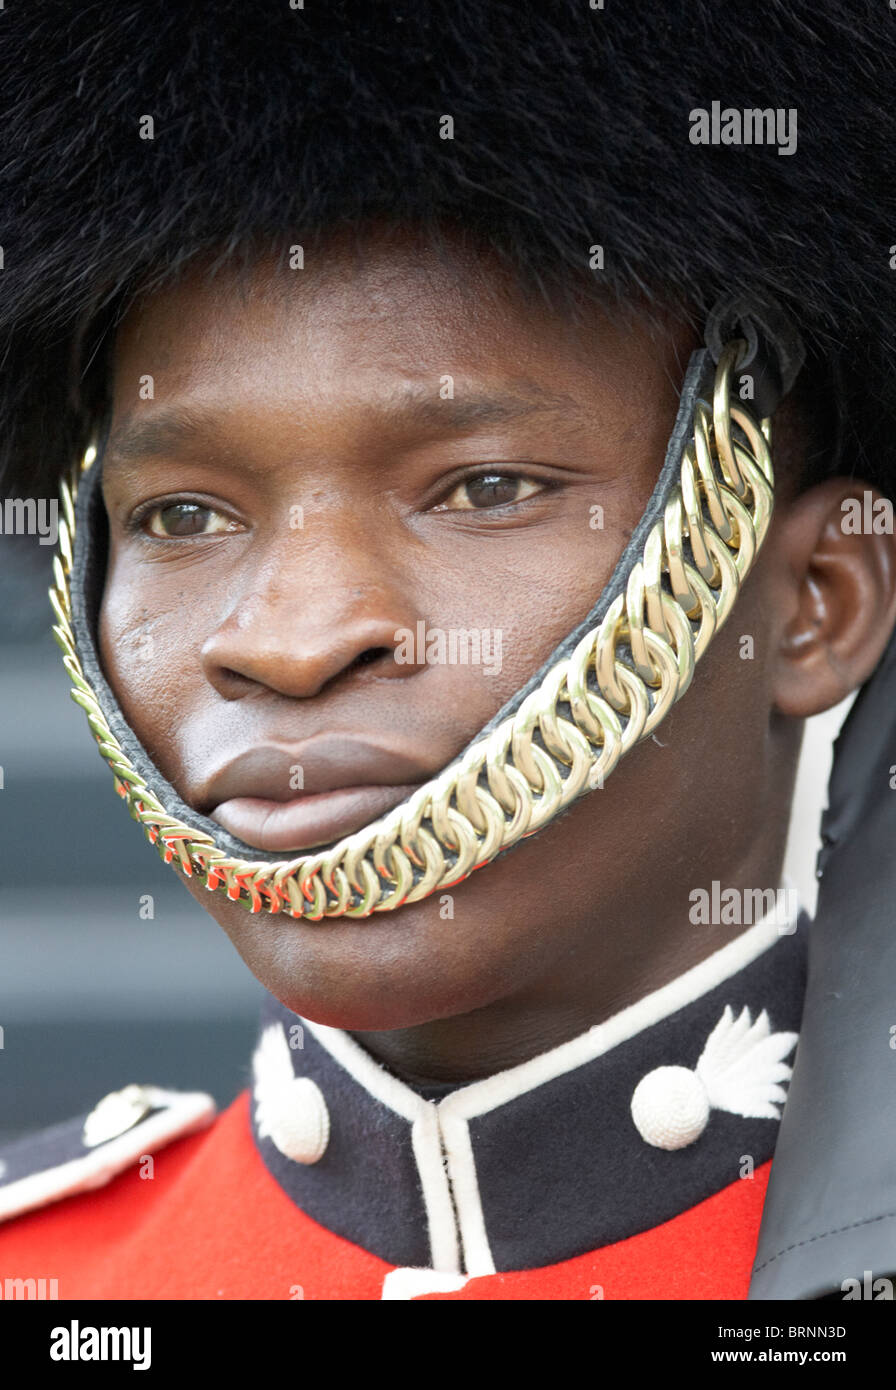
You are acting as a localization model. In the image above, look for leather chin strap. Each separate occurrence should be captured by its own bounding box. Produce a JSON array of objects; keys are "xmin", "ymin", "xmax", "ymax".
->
[
  {"xmin": 70, "ymin": 296, "xmax": 799, "ymax": 871},
  {"xmin": 68, "ymin": 346, "xmax": 709, "ymax": 863},
  {"xmin": 73, "ymin": 361, "xmax": 718, "ymax": 865}
]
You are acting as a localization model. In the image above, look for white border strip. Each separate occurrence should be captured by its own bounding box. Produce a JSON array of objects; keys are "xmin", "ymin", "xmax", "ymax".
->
[
  {"xmin": 438, "ymin": 1111, "xmax": 496, "ymax": 1277},
  {"xmin": 0, "ymin": 1090, "xmax": 216, "ymax": 1225},
  {"xmin": 411, "ymin": 1111, "xmax": 461, "ymax": 1273},
  {"xmin": 301, "ymin": 1017, "xmax": 427, "ymax": 1124},
  {"xmin": 441, "ymin": 899, "xmax": 795, "ymax": 1124},
  {"xmin": 300, "ymin": 895, "xmax": 797, "ymax": 1277},
  {"xmin": 301, "ymin": 1017, "xmax": 461, "ymax": 1272}
]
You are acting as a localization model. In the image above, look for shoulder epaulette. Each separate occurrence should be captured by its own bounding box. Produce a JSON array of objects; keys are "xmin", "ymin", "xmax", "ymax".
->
[{"xmin": 0, "ymin": 1084, "xmax": 216, "ymax": 1225}]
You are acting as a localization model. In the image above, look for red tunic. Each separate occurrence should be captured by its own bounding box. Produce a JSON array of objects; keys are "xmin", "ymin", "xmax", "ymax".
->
[{"xmin": 0, "ymin": 1091, "xmax": 771, "ymax": 1300}]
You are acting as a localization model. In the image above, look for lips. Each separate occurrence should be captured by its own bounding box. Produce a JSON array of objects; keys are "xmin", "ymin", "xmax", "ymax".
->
[{"xmin": 201, "ymin": 737, "xmax": 433, "ymax": 853}]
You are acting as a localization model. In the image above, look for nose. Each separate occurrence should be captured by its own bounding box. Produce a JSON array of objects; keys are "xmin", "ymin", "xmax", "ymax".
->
[{"xmin": 200, "ymin": 518, "xmax": 428, "ymax": 700}]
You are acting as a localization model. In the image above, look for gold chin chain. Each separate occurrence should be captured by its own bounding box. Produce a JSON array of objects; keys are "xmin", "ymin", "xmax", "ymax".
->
[{"xmin": 50, "ymin": 341, "xmax": 773, "ymax": 920}]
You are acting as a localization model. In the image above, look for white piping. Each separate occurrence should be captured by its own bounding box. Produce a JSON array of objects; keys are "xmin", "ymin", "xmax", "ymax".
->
[
  {"xmin": 440, "ymin": 899, "xmax": 795, "ymax": 1125},
  {"xmin": 298, "ymin": 895, "xmax": 797, "ymax": 1276},
  {"xmin": 410, "ymin": 1110, "xmax": 461, "ymax": 1273},
  {"xmin": 438, "ymin": 1110, "xmax": 496, "ymax": 1277},
  {"xmin": 0, "ymin": 1089, "xmax": 216, "ymax": 1225}
]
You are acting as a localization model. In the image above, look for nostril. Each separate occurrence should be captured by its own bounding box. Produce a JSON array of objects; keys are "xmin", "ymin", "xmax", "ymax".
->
[{"xmin": 351, "ymin": 646, "xmax": 392, "ymax": 670}]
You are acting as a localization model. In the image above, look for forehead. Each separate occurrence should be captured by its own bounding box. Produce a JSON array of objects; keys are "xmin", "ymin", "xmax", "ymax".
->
[{"xmin": 109, "ymin": 230, "xmax": 686, "ymax": 414}]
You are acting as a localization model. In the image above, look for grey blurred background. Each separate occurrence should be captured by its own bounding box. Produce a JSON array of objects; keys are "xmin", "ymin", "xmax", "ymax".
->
[{"xmin": 0, "ymin": 534, "xmax": 263, "ymax": 1142}]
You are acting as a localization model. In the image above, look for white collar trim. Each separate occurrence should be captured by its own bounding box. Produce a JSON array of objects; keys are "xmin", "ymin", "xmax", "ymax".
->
[
  {"xmin": 287, "ymin": 890, "xmax": 799, "ymax": 1277},
  {"xmin": 302, "ymin": 890, "xmax": 797, "ymax": 1123}
]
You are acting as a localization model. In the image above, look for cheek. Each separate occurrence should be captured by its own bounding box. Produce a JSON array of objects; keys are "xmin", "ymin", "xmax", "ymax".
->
[
  {"xmin": 415, "ymin": 542, "xmax": 605, "ymax": 697},
  {"xmin": 419, "ymin": 486, "xmax": 651, "ymax": 696},
  {"xmin": 98, "ymin": 547, "xmax": 210, "ymax": 782}
]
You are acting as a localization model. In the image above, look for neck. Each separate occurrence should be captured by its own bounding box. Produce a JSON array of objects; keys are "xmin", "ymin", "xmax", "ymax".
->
[{"xmin": 350, "ymin": 810, "xmax": 794, "ymax": 1087}]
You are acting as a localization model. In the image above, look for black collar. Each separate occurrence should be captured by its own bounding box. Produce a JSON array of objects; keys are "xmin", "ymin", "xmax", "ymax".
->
[{"xmin": 251, "ymin": 912, "xmax": 807, "ymax": 1276}]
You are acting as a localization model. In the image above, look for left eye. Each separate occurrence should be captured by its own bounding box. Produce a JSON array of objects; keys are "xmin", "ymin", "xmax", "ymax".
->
[
  {"xmin": 434, "ymin": 474, "xmax": 544, "ymax": 511},
  {"xmin": 142, "ymin": 502, "xmax": 242, "ymax": 538}
]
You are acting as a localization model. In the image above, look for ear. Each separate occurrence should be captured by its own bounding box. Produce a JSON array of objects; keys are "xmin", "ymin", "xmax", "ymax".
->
[{"xmin": 771, "ymin": 478, "xmax": 896, "ymax": 718}]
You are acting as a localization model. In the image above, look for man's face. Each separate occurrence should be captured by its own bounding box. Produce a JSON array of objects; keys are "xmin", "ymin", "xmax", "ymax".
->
[{"xmin": 98, "ymin": 231, "xmax": 798, "ymax": 1037}]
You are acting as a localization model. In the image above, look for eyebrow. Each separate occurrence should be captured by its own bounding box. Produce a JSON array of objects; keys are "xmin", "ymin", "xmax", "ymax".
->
[{"xmin": 102, "ymin": 382, "xmax": 583, "ymax": 467}]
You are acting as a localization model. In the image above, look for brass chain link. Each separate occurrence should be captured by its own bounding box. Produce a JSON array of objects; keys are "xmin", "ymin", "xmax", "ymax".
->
[{"xmin": 49, "ymin": 341, "xmax": 773, "ymax": 920}]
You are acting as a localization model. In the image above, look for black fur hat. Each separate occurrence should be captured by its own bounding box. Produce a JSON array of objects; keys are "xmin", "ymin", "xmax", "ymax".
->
[{"xmin": 0, "ymin": 0, "xmax": 893, "ymax": 495}]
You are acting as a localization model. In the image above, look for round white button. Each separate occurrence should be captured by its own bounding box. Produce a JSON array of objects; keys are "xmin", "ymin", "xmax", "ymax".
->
[
  {"xmin": 264, "ymin": 1077, "xmax": 330, "ymax": 1165},
  {"xmin": 630, "ymin": 1065, "xmax": 710, "ymax": 1150}
]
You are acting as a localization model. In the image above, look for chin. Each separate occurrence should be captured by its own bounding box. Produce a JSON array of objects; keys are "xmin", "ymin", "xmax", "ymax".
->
[{"xmin": 181, "ymin": 873, "xmax": 508, "ymax": 1032}]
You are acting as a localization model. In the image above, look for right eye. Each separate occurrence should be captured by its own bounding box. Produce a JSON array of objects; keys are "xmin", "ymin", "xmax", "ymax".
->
[{"xmin": 141, "ymin": 501, "xmax": 244, "ymax": 539}]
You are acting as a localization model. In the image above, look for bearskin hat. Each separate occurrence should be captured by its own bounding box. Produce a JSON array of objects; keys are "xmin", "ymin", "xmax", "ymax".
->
[{"xmin": 0, "ymin": 0, "xmax": 893, "ymax": 497}]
